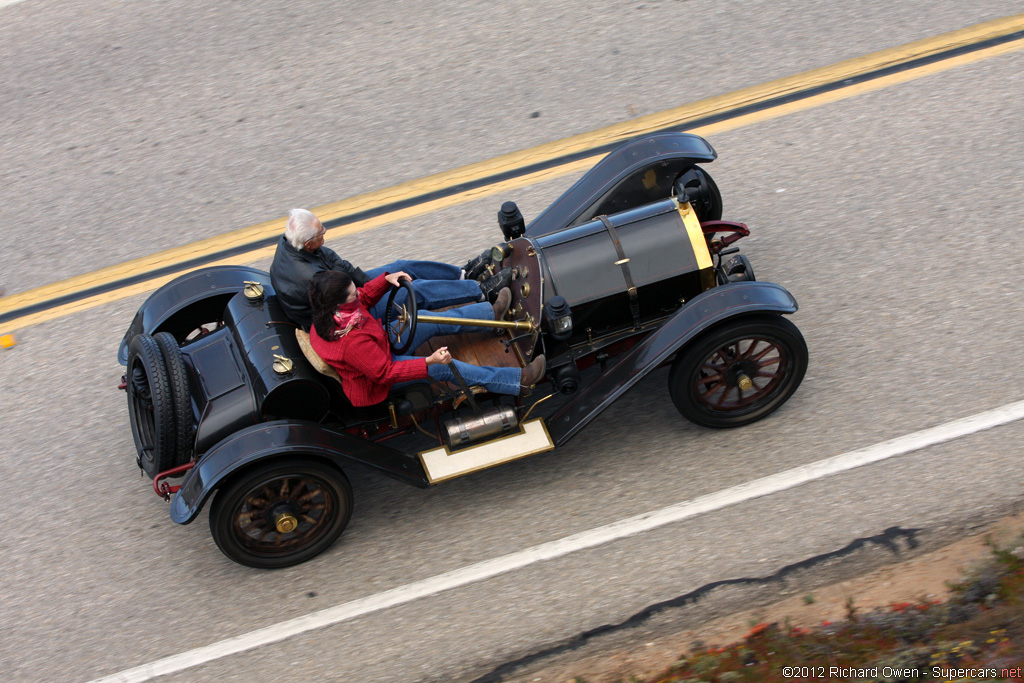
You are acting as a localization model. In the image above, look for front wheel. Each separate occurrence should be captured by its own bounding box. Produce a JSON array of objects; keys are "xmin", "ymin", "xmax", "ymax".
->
[
  {"xmin": 209, "ymin": 459, "xmax": 353, "ymax": 569},
  {"xmin": 669, "ymin": 315, "xmax": 807, "ymax": 428}
]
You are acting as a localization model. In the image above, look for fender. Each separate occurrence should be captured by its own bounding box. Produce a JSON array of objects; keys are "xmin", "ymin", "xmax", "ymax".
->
[
  {"xmin": 526, "ymin": 132, "xmax": 717, "ymax": 237},
  {"xmin": 117, "ymin": 266, "xmax": 271, "ymax": 365},
  {"xmin": 545, "ymin": 281, "xmax": 799, "ymax": 446},
  {"xmin": 169, "ymin": 420, "xmax": 429, "ymax": 524}
]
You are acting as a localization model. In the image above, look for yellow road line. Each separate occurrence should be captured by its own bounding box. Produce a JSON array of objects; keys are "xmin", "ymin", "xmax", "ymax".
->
[{"xmin": 2, "ymin": 15, "xmax": 1023, "ymax": 334}]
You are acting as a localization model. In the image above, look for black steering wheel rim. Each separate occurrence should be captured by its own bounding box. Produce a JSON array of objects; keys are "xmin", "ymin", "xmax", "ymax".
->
[{"xmin": 384, "ymin": 277, "xmax": 417, "ymax": 355}]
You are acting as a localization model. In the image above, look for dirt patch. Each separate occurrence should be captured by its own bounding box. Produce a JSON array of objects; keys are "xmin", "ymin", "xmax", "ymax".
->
[{"xmin": 504, "ymin": 514, "xmax": 1024, "ymax": 683}]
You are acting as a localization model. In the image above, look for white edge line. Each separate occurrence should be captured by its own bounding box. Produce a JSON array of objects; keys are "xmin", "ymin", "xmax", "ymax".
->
[{"xmin": 89, "ymin": 399, "xmax": 1024, "ymax": 683}]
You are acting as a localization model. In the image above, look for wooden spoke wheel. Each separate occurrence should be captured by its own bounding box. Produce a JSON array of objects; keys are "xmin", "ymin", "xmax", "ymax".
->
[
  {"xmin": 210, "ymin": 459, "xmax": 353, "ymax": 569},
  {"xmin": 669, "ymin": 315, "xmax": 807, "ymax": 428}
]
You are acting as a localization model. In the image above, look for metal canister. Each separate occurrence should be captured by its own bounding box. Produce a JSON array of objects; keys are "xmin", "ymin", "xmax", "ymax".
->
[{"xmin": 443, "ymin": 405, "xmax": 519, "ymax": 448}]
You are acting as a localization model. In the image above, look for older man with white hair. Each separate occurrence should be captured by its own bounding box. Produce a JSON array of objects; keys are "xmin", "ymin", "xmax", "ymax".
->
[{"xmin": 270, "ymin": 208, "xmax": 510, "ymax": 330}]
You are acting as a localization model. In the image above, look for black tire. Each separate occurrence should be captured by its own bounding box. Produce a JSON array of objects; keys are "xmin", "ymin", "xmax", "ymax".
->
[
  {"xmin": 126, "ymin": 334, "xmax": 177, "ymax": 477},
  {"xmin": 669, "ymin": 315, "xmax": 807, "ymax": 428},
  {"xmin": 153, "ymin": 331, "xmax": 195, "ymax": 467},
  {"xmin": 209, "ymin": 459, "xmax": 353, "ymax": 569}
]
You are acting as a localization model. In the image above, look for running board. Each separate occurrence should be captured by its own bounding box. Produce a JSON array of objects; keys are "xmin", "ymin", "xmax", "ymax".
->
[{"xmin": 418, "ymin": 418, "xmax": 554, "ymax": 484}]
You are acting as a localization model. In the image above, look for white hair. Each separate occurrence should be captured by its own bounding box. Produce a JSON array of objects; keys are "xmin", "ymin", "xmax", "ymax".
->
[{"xmin": 284, "ymin": 208, "xmax": 322, "ymax": 249}]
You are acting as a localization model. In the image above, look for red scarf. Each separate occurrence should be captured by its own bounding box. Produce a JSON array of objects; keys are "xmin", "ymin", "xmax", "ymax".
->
[{"xmin": 332, "ymin": 301, "xmax": 364, "ymax": 338}]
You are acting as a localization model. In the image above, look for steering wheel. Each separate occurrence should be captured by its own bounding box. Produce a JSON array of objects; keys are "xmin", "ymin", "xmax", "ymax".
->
[{"xmin": 383, "ymin": 277, "xmax": 418, "ymax": 355}]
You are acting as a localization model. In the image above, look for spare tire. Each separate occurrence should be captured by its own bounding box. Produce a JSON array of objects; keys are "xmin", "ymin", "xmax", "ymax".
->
[
  {"xmin": 126, "ymin": 334, "xmax": 177, "ymax": 478},
  {"xmin": 153, "ymin": 331, "xmax": 195, "ymax": 467}
]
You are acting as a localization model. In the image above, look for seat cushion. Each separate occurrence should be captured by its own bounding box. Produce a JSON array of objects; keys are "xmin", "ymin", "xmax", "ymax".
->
[{"xmin": 295, "ymin": 329, "xmax": 343, "ymax": 386}]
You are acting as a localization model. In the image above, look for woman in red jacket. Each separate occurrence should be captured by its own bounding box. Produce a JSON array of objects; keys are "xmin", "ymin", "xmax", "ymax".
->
[{"xmin": 308, "ymin": 269, "xmax": 545, "ymax": 407}]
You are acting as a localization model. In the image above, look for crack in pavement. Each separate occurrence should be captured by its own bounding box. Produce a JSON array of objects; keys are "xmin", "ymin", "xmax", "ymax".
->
[{"xmin": 472, "ymin": 526, "xmax": 922, "ymax": 683}]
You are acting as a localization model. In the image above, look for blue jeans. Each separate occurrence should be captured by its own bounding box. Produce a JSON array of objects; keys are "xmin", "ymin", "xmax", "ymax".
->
[
  {"xmin": 365, "ymin": 260, "xmax": 482, "ymax": 319},
  {"xmin": 393, "ymin": 301, "xmax": 522, "ymax": 396}
]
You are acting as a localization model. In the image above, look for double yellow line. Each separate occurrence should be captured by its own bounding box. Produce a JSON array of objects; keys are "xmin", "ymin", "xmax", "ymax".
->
[{"xmin": 2, "ymin": 13, "xmax": 1023, "ymax": 334}]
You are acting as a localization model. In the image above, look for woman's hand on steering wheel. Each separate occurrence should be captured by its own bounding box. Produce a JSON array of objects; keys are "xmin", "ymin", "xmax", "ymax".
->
[{"xmin": 384, "ymin": 271, "xmax": 412, "ymax": 288}]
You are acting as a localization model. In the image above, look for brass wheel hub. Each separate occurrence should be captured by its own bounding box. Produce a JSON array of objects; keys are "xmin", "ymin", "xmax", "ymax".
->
[
  {"xmin": 275, "ymin": 512, "xmax": 299, "ymax": 534},
  {"xmin": 694, "ymin": 337, "xmax": 789, "ymax": 412}
]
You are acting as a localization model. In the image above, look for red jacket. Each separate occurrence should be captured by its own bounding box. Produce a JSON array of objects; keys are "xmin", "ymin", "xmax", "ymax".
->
[{"xmin": 309, "ymin": 274, "xmax": 428, "ymax": 406}]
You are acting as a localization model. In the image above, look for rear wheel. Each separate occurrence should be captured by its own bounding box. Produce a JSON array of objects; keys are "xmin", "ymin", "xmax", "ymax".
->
[
  {"xmin": 669, "ymin": 315, "xmax": 807, "ymax": 428},
  {"xmin": 209, "ymin": 459, "xmax": 353, "ymax": 569},
  {"xmin": 126, "ymin": 334, "xmax": 177, "ymax": 477}
]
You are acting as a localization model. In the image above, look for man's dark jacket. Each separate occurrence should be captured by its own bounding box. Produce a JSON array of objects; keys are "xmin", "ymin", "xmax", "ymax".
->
[{"xmin": 269, "ymin": 236, "xmax": 368, "ymax": 330}]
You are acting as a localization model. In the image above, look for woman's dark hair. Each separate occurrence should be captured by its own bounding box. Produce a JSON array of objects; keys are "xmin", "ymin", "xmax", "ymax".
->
[{"xmin": 308, "ymin": 270, "xmax": 354, "ymax": 339}]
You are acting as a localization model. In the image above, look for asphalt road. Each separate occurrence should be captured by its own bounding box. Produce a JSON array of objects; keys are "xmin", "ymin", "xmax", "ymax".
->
[{"xmin": 1, "ymin": 1, "xmax": 1023, "ymax": 682}]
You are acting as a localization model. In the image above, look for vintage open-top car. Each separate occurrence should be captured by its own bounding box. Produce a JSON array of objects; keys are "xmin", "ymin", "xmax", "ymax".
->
[{"xmin": 118, "ymin": 132, "xmax": 808, "ymax": 568}]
